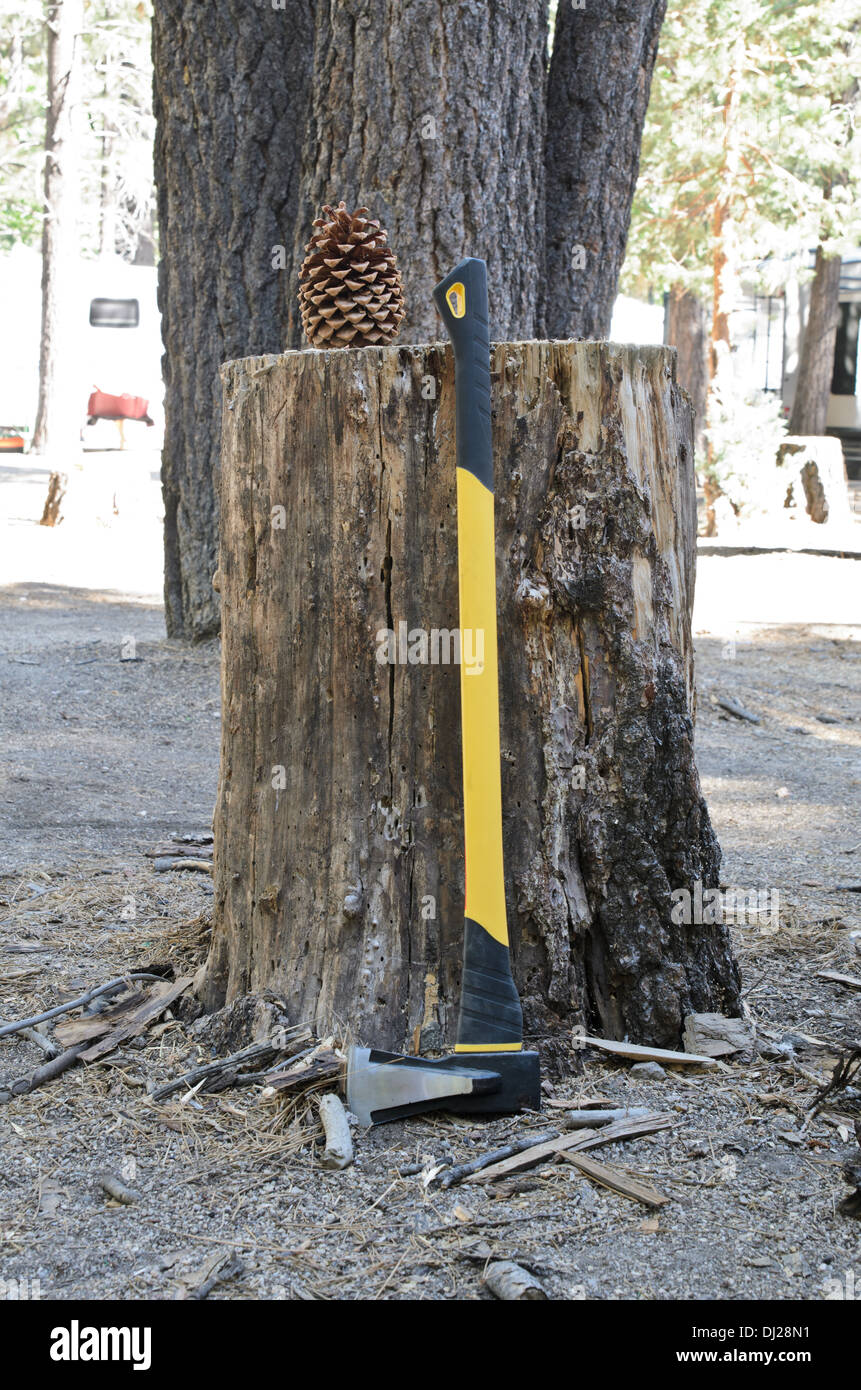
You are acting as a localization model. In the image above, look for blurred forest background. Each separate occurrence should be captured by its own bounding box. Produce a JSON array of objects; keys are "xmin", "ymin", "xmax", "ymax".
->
[{"xmin": 1, "ymin": 0, "xmax": 859, "ymax": 630}]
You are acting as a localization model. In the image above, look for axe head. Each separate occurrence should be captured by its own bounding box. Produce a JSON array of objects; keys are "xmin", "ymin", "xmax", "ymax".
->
[{"xmin": 346, "ymin": 1045, "xmax": 541, "ymax": 1126}]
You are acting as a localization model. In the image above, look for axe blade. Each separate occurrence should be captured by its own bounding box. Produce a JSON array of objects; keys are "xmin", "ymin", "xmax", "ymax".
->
[{"xmin": 346, "ymin": 1045, "xmax": 540, "ymax": 1126}]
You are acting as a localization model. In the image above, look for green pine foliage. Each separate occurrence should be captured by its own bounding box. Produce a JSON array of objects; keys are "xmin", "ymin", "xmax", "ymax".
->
[
  {"xmin": 624, "ymin": 0, "xmax": 861, "ymax": 301},
  {"xmin": 0, "ymin": 1, "xmax": 46, "ymax": 249}
]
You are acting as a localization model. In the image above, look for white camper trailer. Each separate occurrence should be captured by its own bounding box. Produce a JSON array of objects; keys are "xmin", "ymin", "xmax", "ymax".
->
[
  {"xmin": 0, "ymin": 245, "xmax": 163, "ymax": 451},
  {"xmin": 732, "ymin": 250, "xmax": 861, "ymax": 480}
]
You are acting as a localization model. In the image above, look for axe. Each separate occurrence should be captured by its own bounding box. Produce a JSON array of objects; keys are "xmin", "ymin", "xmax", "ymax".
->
[{"xmin": 346, "ymin": 258, "xmax": 540, "ymax": 1125}]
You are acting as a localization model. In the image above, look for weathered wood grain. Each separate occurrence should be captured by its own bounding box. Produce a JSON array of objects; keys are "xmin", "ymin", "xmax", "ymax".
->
[{"xmin": 207, "ymin": 341, "xmax": 740, "ymax": 1051}]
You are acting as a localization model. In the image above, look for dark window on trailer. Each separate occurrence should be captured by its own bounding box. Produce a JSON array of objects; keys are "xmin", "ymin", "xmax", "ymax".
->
[
  {"xmin": 832, "ymin": 302, "xmax": 860, "ymax": 396},
  {"xmin": 89, "ymin": 297, "xmax": 140, "ymax": 328}
]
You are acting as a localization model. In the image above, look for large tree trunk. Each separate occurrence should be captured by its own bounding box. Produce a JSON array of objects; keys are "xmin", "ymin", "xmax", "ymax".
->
[
  {"xmin": 152, "ymin": 0, "xmax": 315, "ymax": 640},
  {"xmin": 544, "ymin": 0, "xmax": 666, "ymax": 340},
  {"xmin": 285, "ymin": 0, "xmax": 548, "ymax": 347},
  {"xmin": 788, "ymin": 247, "xmax": 842, "ymax": 437},
  {"xmin": 666, "ymin": 284, "xmax": 709, "ymax": 460},
  {"xmin": 32, "ymin": 0, "xmax": 84, "ymax": 459},
  {"xmin": 205, "ymin": 340, "xmax": 739, "ymax": 1052}
]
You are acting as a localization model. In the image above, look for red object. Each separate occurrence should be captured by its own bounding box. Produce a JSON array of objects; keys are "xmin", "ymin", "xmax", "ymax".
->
[{"xmin": 87, "ymin": 390, "xmax": 152, "ymax": 425}]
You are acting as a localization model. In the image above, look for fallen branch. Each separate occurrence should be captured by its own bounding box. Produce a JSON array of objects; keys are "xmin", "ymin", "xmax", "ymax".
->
[
  {"xmin": 0, "ymin": 1043, "xmax": 87, "ymax": 1102},
  {"xmin": 18, "ymin": 1027, "xmax": 62, "ymax": 1059},
  {"xmin": 460, "ymin": 1113, "xmax": 674, "ymax": 1185},
  {"xmin": 483, "ymin": 1260, "xmax": 547, "ymax": 1301},
  {"xmin": 435, "ymin": 1131, "xmax": 561, "ymax": 1189},
  {"xmin": 0, "ymin": 973, "xmax": 166, "ymax": 1040},
  {"xmin": 460, "ymin": 1130, "xmax": 590, "ymax": 1183},
  {"xmin": 559, "ymin": 1107, "xmax": 649, "ymax": 1127},
  {"xmin": 145, "ymin": 842, "xmax": 213, "ymax": 859},
  {"xmin": 98, "ymin": 1172, "xmax": 141, "ymax": 1205},
  {"xmin": 149, "ymin": 1038, "xmax": 299, "ymax": 1102},
  {"xmin": 152, "ymin": 857, "xmax": 213, "ymax": 874},
  {"xmin": 715, "ymin": 695, "xmax": 760, "ymax": 724}
]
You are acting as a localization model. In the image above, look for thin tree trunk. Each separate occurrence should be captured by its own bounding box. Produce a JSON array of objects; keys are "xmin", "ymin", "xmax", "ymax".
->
[
  {"xmin": 32, "ymin": 0, "xmax": 84, "ymax": 459},
  {"xmin": 788, "ymin": 247, "xmax": 842, "ymax": 436},
  {"xmin": 152, "ymin": 0, "xmax": 315, "ymax": 640},
  {"xmin": 705, "ymin": 37, "xmax": 744, "ymax": 536},
  {"xmin": 544, "ymin": 0, "xmax": 666, "ymax": 340},
  {"xmin": 286, "ymin": 0, "xmax": 548, "ymax": 347},
  {"xmin": 206, "ymin": 341, "xmax": 739, "ymax": 1051},
  {"xmin": 666, "ymin": 284, "xmax": 709, "ymax": 460}
]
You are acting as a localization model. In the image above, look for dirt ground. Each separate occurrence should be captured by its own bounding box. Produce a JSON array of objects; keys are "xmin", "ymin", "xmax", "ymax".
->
[{"xmin": 0, "ymin": 477, "xmax": 859, "ymax": 1300}]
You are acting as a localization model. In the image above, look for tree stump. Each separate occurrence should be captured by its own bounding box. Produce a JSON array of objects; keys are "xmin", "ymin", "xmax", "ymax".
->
[
  {"xmin": 206, "ymin": 341, "xmax": 740, "ymax": 1052},
  {"xmin": 776, "ymin": 436, "xmax": 852, "ymax": 527}
]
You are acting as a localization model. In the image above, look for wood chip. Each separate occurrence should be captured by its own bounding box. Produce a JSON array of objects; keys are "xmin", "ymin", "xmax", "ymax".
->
[
  {"xmin": 817, "ymin": 970, "xmax": 861, "ymax": 990},
  {"xmin": 55, "ymin": 989, "xmax": 148, "ymax": 1046},
  {"xmin": 173, "ymin": 1251, "xmax": 243, "ymax": 1301},
  {"xmin": 544, "ymin": 1094, "xmax": 615, "ymax": 1110},
  {"xmin": 78, "ymin": 976, "xmax": 193, "ymax": 1062},
  {"xmin": 561, "ymin": 1152, "xmax": 669, "ymax": 1208},
  {"xmin": 261, "ymin": 1050, "xmax": 342, "ymax": 1095},
  {"xmin": 579, "ymin": 1036, "xmax": 718, "ymax": 1066},
  {"xmin": 682, "ymin": 1011, "xmax": 756, "ymax": 1057}
]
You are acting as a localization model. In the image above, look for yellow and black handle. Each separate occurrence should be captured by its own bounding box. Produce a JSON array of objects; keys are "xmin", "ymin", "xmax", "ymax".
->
[{"xmin": 432, "ymin": 258, "xmax": 524, "ymax": 1055}]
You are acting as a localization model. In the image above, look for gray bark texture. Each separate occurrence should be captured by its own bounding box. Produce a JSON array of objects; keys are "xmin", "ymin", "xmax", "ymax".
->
[
  {"xmin": 789, "ymin": 247, "xmax": 842, "ymax": 437},
  {"xmin": 206, "ymin": 340, "xmax": 739, "ymax": 1053},
  {"xmin": 152, "ymin": 0, "xmax": 315, "ymax": 639},
  {"xmin": 152, "ymin": 1, "xmax": 673, "ymax": 641},
  {"xmin": 665, "ymin": 285, "xmax": 709, "ymax": 459},
  {"xmin": 32, "ymin": 0, "xmax": 84, "ymax": 458},
  {"xmin": 285, "ymin": 0, "xmax": 548, "ymax": 346},
  {"xmin": 544, "ymin": 0, "xmax": 666, "ymax": 340}
]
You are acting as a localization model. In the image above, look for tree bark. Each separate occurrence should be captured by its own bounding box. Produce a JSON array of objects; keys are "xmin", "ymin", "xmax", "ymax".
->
[
  {"xmin": 704, "ymin": 35, "xmax": 745, "ymax": 536},
  {"xmin": 39, "ymin": 470, "xmax": 67, "ymax": 527},
  {"xmin": 152, "ymin": 0, "xmax": 315, "ymax": 640},
  {"xmin": 788, "ymin": 247, "xmax": 842, "ymax": 437},
  {"xmin": 206, "ymin": 340, "xmax": 739, "ymax": 1052},
  {"xmin": 544, "ymin": 0, "xmax": 666, "ymax": 340},
  {"xmin": 666, "ymin": 284, "xmax": 709, "ymax": 460},
  {"xmin": 285, "ymin": 0, "xmax": 548, "ymax": 347},
  {"xmin": 32, "ymin": 0, "xmax": 84, "ymax": 459}
]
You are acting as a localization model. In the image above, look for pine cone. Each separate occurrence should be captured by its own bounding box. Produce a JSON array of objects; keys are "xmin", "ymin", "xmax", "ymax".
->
[{"xmin": 299, "ymin": 201, "xmax": 406, "ymax": 349}]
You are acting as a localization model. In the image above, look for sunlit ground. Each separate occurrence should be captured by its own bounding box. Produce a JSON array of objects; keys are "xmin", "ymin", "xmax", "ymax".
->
[
  {"xmin": 1, "ymin": 453, "xmax": 858, "ymax": 635},
  {"xmin": 0, "ymin": 451, "xmax": 164, "ymax": 598}
]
